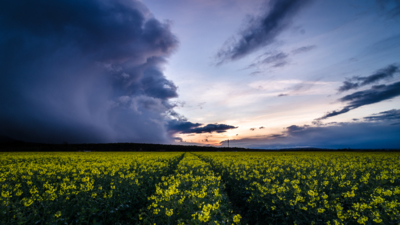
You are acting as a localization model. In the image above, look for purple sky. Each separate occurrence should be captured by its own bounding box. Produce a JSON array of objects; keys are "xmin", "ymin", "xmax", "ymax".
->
[{"xmin": 1, "ymin": 0, "xmax": 400, "ymax": 148}]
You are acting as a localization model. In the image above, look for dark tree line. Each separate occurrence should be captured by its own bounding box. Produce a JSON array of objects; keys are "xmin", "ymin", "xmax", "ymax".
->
[{"xmin": 0, "ymin": 141, "xmax": 398, "ymax": 152}]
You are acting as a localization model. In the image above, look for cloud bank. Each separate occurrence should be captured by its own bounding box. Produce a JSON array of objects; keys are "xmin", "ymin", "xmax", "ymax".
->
[
  {"xmin": 0, "ymin": 0, "xmax": 180, "ymax": 143},
  {"xmin": 216, "ymin": 0, "xmax": 312, "ymax": 64},
  {"xmin": 222, "ymin": 120, "xmax": 400, "ymax": 149}
]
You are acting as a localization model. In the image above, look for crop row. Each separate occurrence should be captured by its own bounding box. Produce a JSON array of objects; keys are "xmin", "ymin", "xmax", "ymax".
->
[
  {"xmin": 139, "ymin": 153, "xmax": 242, "ymax": 225},
  {"xmin": 198, "ymin": 152, "xmax": 400, "ymax": 225},
  {"xmin": 0, "ymin": 152, "xmax": 184, "ymax": 224}
]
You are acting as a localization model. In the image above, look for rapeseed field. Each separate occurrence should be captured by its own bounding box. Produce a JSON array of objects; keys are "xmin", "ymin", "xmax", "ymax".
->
[
  {"xmin": 1, "ymin": 151, "xmax": 399, "ymax": 224},
  {"xmin": 197, "ymin": 152, "xmax": 400, "ymax": 225}
]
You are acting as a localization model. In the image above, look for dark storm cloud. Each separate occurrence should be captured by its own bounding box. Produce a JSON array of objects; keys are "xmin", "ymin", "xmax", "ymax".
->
[
  {"xmin": 364, "ymin": 109, "xmax": 400, "ymax": 121},
  {"xmin": 167, "ymin": 119, "xmax": 237, "ymax": 134},
  {"xmin": 338, "ymin": 64, "xmax": 399, "ymax": 92},
  {"xmin": 291, "ymin": 45, "xmax": 316, "ymax": 54},
  {"xmin": 174, "ymin": 137, "xmax": 183, "ymax": 142},
  {"xmin": 286, "ymin": 125, "xmax": 308, "ymax": 133},
  {"xmin": 0, "ymin": 0, "xmax": 180, "ymax": 143},
  {"xmin": 215, "ymin": 0, "xmax": 312, "ymax": 64},
  {"xmin": 186, "ymin": 124, "xmax": 237, "ymax": 134},
  {"xmin": 317, "ymin": 81, "xmax": 400, "ymax": 121},
  {"xmin": 167, "ymin": 119, "xmax": 202, "ymax": 133},
  {"xmin": 222, "ymin": 121, "xmax": 400, "ymax": 149}
]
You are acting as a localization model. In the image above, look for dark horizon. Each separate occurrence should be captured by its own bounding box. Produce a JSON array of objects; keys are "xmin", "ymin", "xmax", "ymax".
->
[{"xmin": 1, "ymin": 136, "xmax": 399, "ymax": 152}]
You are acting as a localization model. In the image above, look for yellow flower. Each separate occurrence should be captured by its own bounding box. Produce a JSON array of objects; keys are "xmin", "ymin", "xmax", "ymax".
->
[
  {"xmin": 23, "ymin": 198, "xmax": 34, "ymax": 207},
  {"xmin": 357, "ymin": 216, "xmax": 368, "ymax": 225},
  {"xmin": 54, "ymin": 211, "xmax": 61, "ymax": 218},
  {"xmin": 233, "ymin": 214, "xmax": 242, "ymax": 223},
  {"xmin": 373, "ymin": 217, "xmax": 382, "ymax": 223},
  {"xmin": 165, "ymin": 208, "xmax": 173, "ymax": 217}
]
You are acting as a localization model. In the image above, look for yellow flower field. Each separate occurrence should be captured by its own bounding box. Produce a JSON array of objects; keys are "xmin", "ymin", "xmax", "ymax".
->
[
  {"xmin": 0, "ymin": 152, "xmax": 184, "ymax": 224},
  {"xmin": 138, "ymin": 154, "xmax": 241, "ymax": 225},
  {"xmin": 1, "ymin": 151, "xmax": 399, "ymax": 224},
  {"xmin": 197, "ymin": 152, "xmax": 400, "ymax": 225}
]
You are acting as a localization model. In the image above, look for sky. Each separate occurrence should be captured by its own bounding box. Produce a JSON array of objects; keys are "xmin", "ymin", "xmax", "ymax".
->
[{"xmin": 1, "ymin": 0, "xmax": 400, "ymax": 149}]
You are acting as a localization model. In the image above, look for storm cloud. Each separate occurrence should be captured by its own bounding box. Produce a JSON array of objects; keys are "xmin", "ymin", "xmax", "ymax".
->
[
  {"xmin": 317, "ymin": 81, "xmax": 400, "ymax": 121},
  {"xmin": 167, "ymin": 119, "xmax": 237, "ymax": 134},
  {"xmin": 182, "ymin": 123, "xmax": 237, "ymax": 134},
  {"xmin": 338, "ymin": 64, "xmax": 399, "ymax": 92},
  {"xmin": 0, "ymin": 0, "xmax": 180, "ymax": 143},
  {"xmin": 216, "ymin": 0, "xmax": 312, "ymax": 64}
]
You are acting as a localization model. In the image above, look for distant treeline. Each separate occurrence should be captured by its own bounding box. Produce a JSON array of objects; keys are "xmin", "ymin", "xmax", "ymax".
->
[{"xmin": 0, "ymin": 141, "xmax": 399, "ymax": 152}]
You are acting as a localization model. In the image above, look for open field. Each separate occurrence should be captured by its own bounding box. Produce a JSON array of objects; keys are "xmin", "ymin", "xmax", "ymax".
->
[{"xmin": 1, "ymin": 152, "xmax": 400, "ymax": 224}]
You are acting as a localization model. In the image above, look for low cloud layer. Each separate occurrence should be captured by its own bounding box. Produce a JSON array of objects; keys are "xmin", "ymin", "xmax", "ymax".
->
[
  {"xmin": 364, "ymin": 109, "xmax": 400, "ymax": 122},
  {"xmin": 216, "ymin": 0, "xmax": 312, "ymax": 64},
  {"xmin": 338, "ymin": 64, "xmax": 399, "ymax": 92},
  {"xmin": 317, "ymin": 81, "xmax": 400, "ymax": 121},
  {"xmin": 0, "ymin": 0, "xmax": 180, "ymax": 143},
  {"xmin": 167, "ymin": 119, "xmax": 237, "ymax": 134},
  {"xmin": 222, "ymin": 120, "xmax": 400, "ymax": 149}
]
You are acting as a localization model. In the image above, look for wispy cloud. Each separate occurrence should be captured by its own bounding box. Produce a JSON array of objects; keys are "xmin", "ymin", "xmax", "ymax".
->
[
  {"xmin": 249, "ymin": 79, "xmax": 333, "ymax": 96},
  {"xmin": 317, "ymin": 81, "xmax": 400, "ymax": 121},
  {"xmin": 245, "ymin": 44, "xmax": 317, "ymax": 73},
  {"xmin": 215, "ymin": 0, "xmax": 312, "ymax": 64},
  {"xmin": 291, "ymin": 45, "xmax": 316, "ymax": 54},
  {"xmin": 364, "ymin": 109, "xmax": 400, "ymax": 121},
  {"xmin": 259, "ymin": 52, "xmax": 289, "ymax": 67},
  {"xmin": 338, "ymin": 64, "xmax": 399, "ymax": 92}
]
